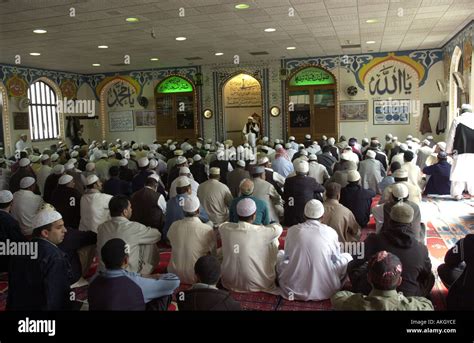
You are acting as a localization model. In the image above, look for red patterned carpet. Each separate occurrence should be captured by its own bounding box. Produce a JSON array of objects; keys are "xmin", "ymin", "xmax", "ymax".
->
[{"xmin": 0, "ymin": 196, "xmax": 472, "ymax": 311}]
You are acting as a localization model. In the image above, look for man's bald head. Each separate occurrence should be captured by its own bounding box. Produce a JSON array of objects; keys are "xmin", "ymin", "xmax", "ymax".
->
[{"xmin": 239, "ymin": 178, "xmax": 254, "ymax": 196}]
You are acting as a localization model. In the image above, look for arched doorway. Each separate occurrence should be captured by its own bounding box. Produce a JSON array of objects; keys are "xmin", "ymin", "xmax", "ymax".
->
[
  {"xmin": 448, "ymin": 46, "xmax": 463, "ymax": 128},
  {"xmin": 286, "ymin": 66, "xmax": 338, "ymax": 141},
  {"xmin": 223, "ymin": 73, "xmax": 262, "ymax": 145},
  {"xmin": 155, "ymin": 75, "xmax": 197, "ymax": 142}
]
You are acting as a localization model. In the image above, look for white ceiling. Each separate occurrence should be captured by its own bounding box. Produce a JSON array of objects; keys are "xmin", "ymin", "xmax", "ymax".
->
[{"xmin": 0, "ymin": 0, "xmax": 472, "ymax": 74}]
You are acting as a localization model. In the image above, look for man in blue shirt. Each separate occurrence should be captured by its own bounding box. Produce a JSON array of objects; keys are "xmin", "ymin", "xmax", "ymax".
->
[
  {"xmin": 271, "ymin": 148, "xmax": 294, "ymax": 178},
  {"xmin": 229, "ymin": 178, "xmax": 270, "ymax": 225},
  {"xmin": 88, "ymin": 238, "xmax": 180, "ymax": 311},
  {"xmin": 422, "ymin": 151, "xmax": 451, "ymax": 195}
]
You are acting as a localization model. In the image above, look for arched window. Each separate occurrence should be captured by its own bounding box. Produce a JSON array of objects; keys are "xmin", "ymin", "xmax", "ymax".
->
[{"xmin": 27, "ymin": 80, "xmax": 59, "ymax": 141}]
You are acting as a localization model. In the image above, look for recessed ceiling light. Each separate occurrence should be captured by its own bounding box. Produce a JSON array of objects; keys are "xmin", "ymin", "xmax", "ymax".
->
[
  {"xmin": 29, "ymin": 52, "xmax": 41, "ymax": 56},
  {"xmin": 215, "ymin": 52, "xmax": 224, "ymax": 56},
  {"xmin": 264, "ymin": 28, "xmax": 276, "ymax": 32},
  {"xmin": 176, "ymin": 36, "xmax": 187, "ymax": 41},
  {"xmin": 366, "ymin": 19, "xmax": 378, "ymax": 24},
  {"xmin": 150, "ymin": 58, "xmax": 159, "ymax": 61},
  {"xmin": 235, "ymin": 4, "xmax": 249, "ymax": 9},
  {"xmin": 33, "ymin": 29, "xmax": 47, "ymax": 34},
  {"xmin": 92, "ymin": 63, "xmax": 101, "ymax": 67},
  {"xmin": 125, "ymin": 17, "xmax": 139, "ymax": 22},
  {"xmin": 366, "ymin": 40, "xmax": 376, "ymax": 44},
  {"xmin": 98, "ymin": 45, "xmax": 108, "ymax": 49},
  {"xmin": 286, "ymin": 47, "xmax": 296, "ymax": 50}
]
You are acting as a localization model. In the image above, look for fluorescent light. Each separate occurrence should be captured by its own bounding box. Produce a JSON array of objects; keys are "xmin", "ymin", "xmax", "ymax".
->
[
  {"xmin": 150, "ymin": 58, "xmax": 159, "ymax": 61},
  {"xmin": 126, "ymin": 17, "xmax": 139, "ymax": 22},
  {"xmin": 235, "ymin": 4, "xmax": 249, "ymax": 9},
  {"xmin": 98, "ymin": 45, "xmax": 108, "ymax": 49},
  {"xmin": 33, "ymin": 29, "xmax": 47, "ymax": 34},
  {"xmin": 215, "ymin": 52, "xmax": 224, "ymax": 56},
  {"xmin": 366, "ymin": 19, "xmax": 378, "ymax": 24},
  {"xmin": 286, "ymin": 46, "xmax": 296, "ymax": 50},
  {"xmin": 92, "ymin": 63, "xmax": 101, "ymax": 67},
  {"xmin": 29, "ymin": 52, "xmax": 41, "ymax": 56},
  {"xmin": 264, "ymin": 28, "xmax": 276, "ymax": 32},
  {"xmin": 176, "ymin": 36, "xmax": 187, "ymax": 41},
  {"xmin": 366, "ymin": 40, "xmax": 376, "ymax": 44}
]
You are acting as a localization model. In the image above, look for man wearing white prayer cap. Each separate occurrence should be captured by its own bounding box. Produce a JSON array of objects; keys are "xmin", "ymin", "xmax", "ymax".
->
[
  {"xmin": 446, "ymin": 103, "xmax": 474, "ymax": 199},
  {"xmin": 284, "ymin": 159, "xmax": 325, "ymax": 226},
  {"xmin": 219, "ymin": 197, "xmax": 283, "ymax": 293},
  {"xmin": 7, "ymin": 207, "xmax": 81, "ymax": 310},
  {"xmin": 250, "ymin": 164, "xmax": 283, "ymax": 224},
  {"xmin": 189, "ymin": 153, "xmax": 208, "ymax": 184},
  {"xmin": 94, "ymin": 149, "xmax": 111, "ymax": 183},
  {"xmin": 277, "ymin": 198, "xmax": 352, "ymax": 301},
  {"xmin": 167, "ymin": 155, "xmax": 189, "ymax": 190},
  {"xmin": 416, "ymin": 139, "xmax": 434, "ymax": 170},
  {"xmin": 197, "ymin": 167, "xmax": 233, "ymax": 225},
  {"xmin": 11, "ymin": 177, "xmax": 44, "ymax": 236},
  {"xmin": 169, "ymin": 166, "xmax": 199, "ymax": 199},
  {"xmin": 36, "ymin": 154, "xmax": 53, "ymax": 196},
  {"xmin": 380, "ymin": 167, "xmax": 422, "ymax": 205},
  {"xmin": 242, "ymin": 116, "xmax": 260, "ymax": 147},
  {"xmin": 50, "ymin": 174, "xmax": 82, "ymax": 229},
  {"xmin": 226, "ymin": 160, "xmax": 250, "ymax": 197},
  {"xmin": 358, "ymin": 149, "xmax": 385, "ymax": 193},
  {"xmin": 167, "ymin": 195, "xmax": 216, "ymax": 284},
  {"xmin": 9, "ymin": 156, "xmax": 37, "ymax": 194},
  {"xmin": 78, "ymin": 174, "xmax": 113, "ymax": 234},
  {"xmin": 132, "ymin": 157, "xmax": 153, "ymax": 193}
]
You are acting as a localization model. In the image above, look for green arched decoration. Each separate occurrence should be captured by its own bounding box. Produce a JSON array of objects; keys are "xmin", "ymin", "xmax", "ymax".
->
[
  {"xmin": 289, "ymin": 67, "xmax": 334, "ymax": 86},
  {"xmin": 156, "ymin": 76, "xmax": 193, "ymax": 94}
]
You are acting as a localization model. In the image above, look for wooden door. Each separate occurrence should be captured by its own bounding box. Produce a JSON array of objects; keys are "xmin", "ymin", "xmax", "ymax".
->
[{"xmin": 156, "ymin": 94, "xmax": 176, "ymax": 141}]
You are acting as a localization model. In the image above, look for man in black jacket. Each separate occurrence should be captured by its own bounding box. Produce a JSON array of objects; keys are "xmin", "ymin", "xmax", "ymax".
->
[
  {"xmin": 178, "ymin": 255, "xmax": 241, "ymax": 311},
  {"xmin": 50, "ymin": 174, "xmax": 82, "ymax": 229},
  {"xmin": 348, "ymin": 203, "xmax": 434, "ymax": 297},
  {"xmin": 190, "ymin": 154, "xmax": 208, "ymax": 184}
]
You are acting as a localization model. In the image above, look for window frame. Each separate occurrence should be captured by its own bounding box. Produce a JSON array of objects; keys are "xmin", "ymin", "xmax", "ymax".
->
[{"xmin": 27, "ymin": 80, "xmax": 59, "ymax": 142}]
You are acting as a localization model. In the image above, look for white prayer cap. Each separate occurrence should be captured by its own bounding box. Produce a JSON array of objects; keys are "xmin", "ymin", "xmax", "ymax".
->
[
  {"xmin": 64, "ymin": 162, "xmax": 75, "ymax": 171},
  {"xmin": 289, "ymin": 136, "xmax": 295, "ymax": 141},
  {"xmin": 309, "ymin": 154, "xmax": 317, "ymax": 161},
  {"xmin": 300, "ymin": 149, "xmax": 308, "ymax": 156},
  {"xmin": 461, "ymin": 104, "xmax": 472, "ymax": 111},
  {"xmin": 19, "ymin": 158, "xmax": 30, "ymax": 167},
  {"xmin": 385, "ymin": 134, "xmax": 393, "ymax": 140},
  {"xmin": 40, "ymin": 154, "xmax": 50, "ymax": 162},
  {"xmin": 169, "ymin": 145, "xmax": 176, "ymax": 151},
  {"xmin": 179, "ymin": 167, "xmax": 190, "ymax": 175},
  {"xmin": 366, "ymin": 150, "xmax": 376, "ymax": 159},
  {"xmin": 108, "ymin": 143, "xmax": 114, "ymax": 148},
  {"xmin": 294, "ymin": 160, "xmax": 309, "ymax": 174},
  {"xmin": 176, "ymin": 176, "xmax": 191, "ymax": 187},
  {"xmin": 138, "ymin": 157, "xmax": 149, "ymax": 168},
  {"xmin": 236, "ymin": 198, "xmax": 256, "ymax": 217},
  {"xmin": 0, "ymin": 190, "xmax": 13, "ymax": 204},
  {"xmin": 328, "ymin": 137, "xmax": 335, "ymax": 145},
  {"xmin": 71, "ymin": 151, "xmax": 79, "ymax": 158},
  {"xmin": 347, "ymin": 170, "xmax": 361, "ymax": 182},
  {"xmin": 237, "ymin": 160, "xmax": 246, "ymax": 168},
  {"xmin": 285, "ymin": 143, "xmax": 291, "ymax": 149},
  {"xmin": 20, "ymin": 176, "xmax": 35, "ymax": 189},
  {"xmin": 322, "ymin": 135, "xmax": 327, "ymax": 140},
  {"xmin": 53, "ymin": 164, "xmax": 65, "ymax": 175},
  {"xmin": 86, "ymin": 174, "xmax": 99, "ymax": 186},
  {"xmin": 193, "ymin": 154, "xmax": 202, "ymax": 162},
  {"xmin": 88, "ymin": 144, "xmax": 95, "ymax": 150},
  {"xmin": 30, "ymin": 155, "xmax": 40, "ymax": 163},
  {"xmin": 174, "ymin": 150, "xmax": 184, "ymax": 157},
  {"xmin": 210, "ymin": 167, "xmax": 220, "ymax": 175},
  {"xmin": 204, "ymin": 144, "xmax": 211, "ymax": 150},
  {"xmin": 258, "ymin": 157, "xmax": 269, "ymax": 165},
  {"xmin": 176, "ymin": 156, "xmax": 187, "ymax": 165},
  {"xmin": 85, "ymin": 162, "xmax": 95, "ymax": 172},
  {"xmin": 392, "ymin": 136, "xmax": 398, "ymax": 141},
  {"xmin": 304, "ymin": 199, "xmax": 324, "ymax": 219},
  {"xmin": 427, "ymin": 135, "xmax": 434, "ymax": 140},
  {"xmin": 391, "ymin": 183, "xmax": 408, "ymax": 200},
  {"xmin": 422, "ymin": 139, "xmax": 430, "ymax": 146},
  {"xmin": 262, "ymin": 136, "xmax": 269, "ymax": 143},
  {"xmin": 247, "ymin": 116, "xmax": 254, "ymax": 120},
  {"xmin": 390, "ymin": 203, "xmax": 414, "ymax": 224},
  {"xmin": 275, "ymin": 144, "xmax": 283, "ymax": 150},
  {"xmin": 130, "ymin": 151, "xmax": 136, "ymax": 157},
  {"xmin": 399, "ymin": 143, "xmax": 408, "ymax": 151},
  {"xmin": 299, "ymin": 144, "xmax": 305, "ymax": 148},
  {"xmin": 147, "ymin": 152, "xmax": 155, "ymax": 159},
  {"xmin": 32, "ymin": 209, "xmax": 62, "ymax": 229},
  {"xmin": 67, "ymin": 158, "xmax": 77, "ymax": 165},
  {"xmin": 166, "ymin": 139, "xmax": 173, "ymax": 144},
  {"xmin": 183, "ymin": 195, "xmax": 200, "ymax": 213},
  {"xmin": 406, "ymin": 135, "xmax": 413, "ymax": 140},
  {"xmin": 362, "ymin": 138, "xmax": 369, "ymax": 144},
  {"xmin": 393, "ymin": 169, "xmax": 408, "ymax": 179},
  {"xmin": 132, "ymin": 143, "xmax": 139, "ymax": 150},
  {"xmin": 107, "ymin": 150, "xmax": 115, "ymax": 157},
  {"xmin": 119, "ymin": 158, "xmax": 128, "ymax": 167},
  {"xmin": 436, "ymin": 142, "xmax": 446, "ymax": 151},
  {"xmin": 149, "ymin": 159, "xmax": 158, "ymax": 169},
  {"xmin": 305, "ymin": 134, "xmax": 311, "ymax": 139},
  {"xmin": 58, "ymin": 174, "xmax": 73, "ymax": 185},
  {"xmin": 147, "ymin": 173, "xmax": 160, "ymax": 183},
  {"xmin": 183, "ymin": 143, "xmax": 193, "ymax": 152},
  {"xmin": 122, "ymin": 141, "xmax": 129, "ymax": 148}
]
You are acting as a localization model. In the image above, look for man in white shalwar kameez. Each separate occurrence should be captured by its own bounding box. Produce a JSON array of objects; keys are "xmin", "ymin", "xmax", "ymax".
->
[
  {"xmin": 446, "ymin": 104, "xmax": 474, "ymax": 199},
  {"xmin": 308, "ymin": 154, "xmax": 329, "ymax": 185},
  {"xmin": 358, "ymin": 150, "xmax": 385, "ymax": 193},
  {"xmin": 243, "ymin": 117, "xmax": 259, "ymax": 148},
  {"xmin": 277, "ymin": 199, "xmax": 352, "ymax": 301},
  {"xmin": 219, "ymin": 198, "xmax": 282, "ymax": 294}
]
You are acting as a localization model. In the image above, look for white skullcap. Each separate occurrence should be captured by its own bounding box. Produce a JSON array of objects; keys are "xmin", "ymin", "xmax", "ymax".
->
[
  {"xmin": 289, "ymin": 136, "xmax": 295, "ymax": 141},
  {"xmin": 20, "ymin": 176, "xmax": 35, "ymax": 189},
  {"xmin": 275, "ymin": 144, "xmax": 283, "ymax": 150},
  {"xmin": 107, "ymin": 150, "xmax": 115, "ymax": 157},
  {"xmin": 67, "ymin": 158, "xmax": 77, "ymax": 165},
  {"xmin": 0, "ymin": 190, "xmax": 13, "ymax": 204},
  {"xmin": 422, "ymin": 139, "xmax": 430, "ymax": 146},
  {"xmin": 258, "ymin": 157, "xmax": 269, "ymax": 165},
  {"xmin": 247, "ymin": 116, "xmax": 254, "ymax": 120},
  {"xmin": 412, "ymin": 138, "xmax": 420, "ymax": 143},
  {"xmin": 147, "ymin": 152, "xmax": 155, "ymax": 159},
  {"xmin": 294, "ymin": 160, "xmax": 309, "ymax": 173},
  {"xmin": 86, "ymin": 174, "xmax": 99, "ymax": 186},
  {"xmin": 399, "ymin": 143, "xmax": 408, "ymax": 151},
  {"xmin": 461, "ymin": 104, "xmax": 472, "ymax": 111},
  {"xmin": 304, "ymin": 199, "xmax": 324, "ymax": 219},
  {"xmin": 362, "ymin": 138, "xmax": 369, "ymax": 144},
  {"xmin": 168, "ymin": 144, "xmax": 176, "ymax": 151},
  {"xmin": 392, "ymin": 136, "xmax": 398, "ymax": 141},
  {"xmin": 147, "ymin": 173, "xmax": 160, "ymax": 183},
  {"xmin": 130, "ymin": 151, "xmax": 136, "ymax": 157},
  {"xmin": 71, "ymin": 151, "xmax": 79, "ymax": 158},
  {"xmin": 328, "ymin": 137, "xmax": 335, "ymax": 145},
  {"xmin": 347, "ymin": 170, "xmax": 361, "ymax": 182},
  {"xmin": 166, "ymin": 139, "xmax": 173, "ymax": 144},
  {"xmin": 393, "ymin": 169, "xmax": 408, "ymax": 179},
  {"xmin": 89, "ymin": 144, "xmax": 95, "ymax": 150},
  {"xmin": 30, "ymin": 155, "xmax": 40, "ymax": 163},
  {"xmin": 32, "ymin": 209, "xmax": 62, "ymax": 229},
  {"xmin": 86, "ymin": 162, "xmax": 95, "ymax": 172},
  {"xmin": 390, "ymin": 203, "xmax": 414, "ymax": 224},
  {"xmin": 406, "ymin": 135, "xmax": 413, "ymax": 140},
  {"xmin": 53, "ymin": 164, "xmax": 65, "ymax": 175},
  {"xmin": 174, "ymin": 149, "xmax": 185, "ymax": 156},
  {"xmin": 299, "ymin": 144, "xmax": 305, "ymax": 148},
  {"xmin": 322, "ymin": 135, "xmax": 327, "ymax": 140},
  {"xmin": 132, "ymin": 143, "xmax": 139, "ymax": 150},
  {"xmin": 340, "ymin": 152, "xmax": 351, "ymax": 161},
  {"xmin": 426, "ymin": 135, "xmax": 433, "ymax": 140},
  {"xmin": 40, "ymin": 154, "xmax": 50, "ymax": 162},
  {"xmin": 58, "ymin": 174, "xmax": 73, "ymax": 185},
  {"xmin": 210, "ymin": 167, "xmax": 220, "ymax": 175},
  {"xmin": 366, "ymin": 150, "xmax": 376, "ymax": 159},
  {"xmin": 236, "ymin": 198, "xmax": 257, "ymax": 217},
  {"xmin": 204, "ymin": 144, "xmax": 211, "ymax": 150},
  {"xmin": 300, "ymin": 150, "xmax": 308, "ymax": 156},
  {"xmin": 119, "ymin": 159, "xmax": 128, "ymax": 167},
  {"xmin": 262, "ymin": 136, "xmax": 269, "ymax": 143},
  {"xmin": 19, "ymin": 158, "xmax": 30, "ymax": 167},
  {"xmin": 309, "ymin": 154, "xmax": 317, "ymax": 161},
  {"xmin": 216, "ymin": 150, "xmax": 225, "ymax": 159},
  {"xmin": 237, "ymin": 160, "xmax": 246, "ymax": 168},
  {"xmin": 285, "ymin": 143, "xmax": 291, "ymax": 149},
  {"xmin": 138, "ymin": 157, "xmax": 149, "ymax": 168},
  {"xmin": 305, "ymin": 134, "xmax": 311, "ymax": 139},
  {"xmin": 176, "ymin": 176, "xmax": 191, "ymax": 187},
  {"xmin": 437, "ymin": 142, "xmax": 446, "ymax": 151},
  {"xmin": 391, "ymin": 183, "xmax": 409, "ymax": 200},
  {"xmin": 193, "ymin": 154, "xmax": 202, "ymax": 162},
  {"xmin": 64, "ymin": 162, "xmax": 75, "ymax": 171},
  {"xmin": 149, "ymin": 159, "xmax": 158, "ymax": 169},
  {"xmin": 176, "ymin": 156, "xmax": 187, "ymax": 165},
  {"xmin": 183, "ymin": 195, "xmax": 200, "ymax": 213}
]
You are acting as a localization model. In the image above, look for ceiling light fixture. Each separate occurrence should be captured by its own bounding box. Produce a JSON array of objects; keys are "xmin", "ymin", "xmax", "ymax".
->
[
  {"xmin": 366, "ymin": 40, "xmax": 376, "ymax": 44},
  {"xmin": 286, "ymin": 46, "xmax": 296, "ymax": 50},
  {"xmin": 126, "ymin": 17, "xmax": 139, "ymax": 22},
  {"xmin": 92, "ymin": 63, "xmax": 101, "ymax": 66},
  {"xmin": 150, "ymin": 58, "xmax": 159, "ymax": 61},
  {"xmin": 33, "ymin": 29, "xmax": 47, "ymax": 34},
  {"xmin": 235, "ymin": 4, "xmax": 249, "ymax": 9},
  {"xmin": 176, "ymin": 36, "xmax": 187, "ymax": 41},
  {"xmin": 215, "ymin": 52, "xmax": 224, "ymax": 56},
  {"xmin": 29, "ymin": 52, "xmax": 41, "ymax": 56},
  {"xmin": 98, "ymin": 45, "xmax": 108, "ymax": 49},
  {"xmin": 366, "ymin": 19, "xmax": 378, "ymax": 24},
  {"xmin": 264, "ymin": 28, "xmax": 276, "ymax": 32}
]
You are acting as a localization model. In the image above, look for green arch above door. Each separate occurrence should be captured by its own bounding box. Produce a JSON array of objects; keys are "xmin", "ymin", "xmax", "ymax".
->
[{"xmin": 156, "ymin": 76, "xmax": 193, "ymax": 94}]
